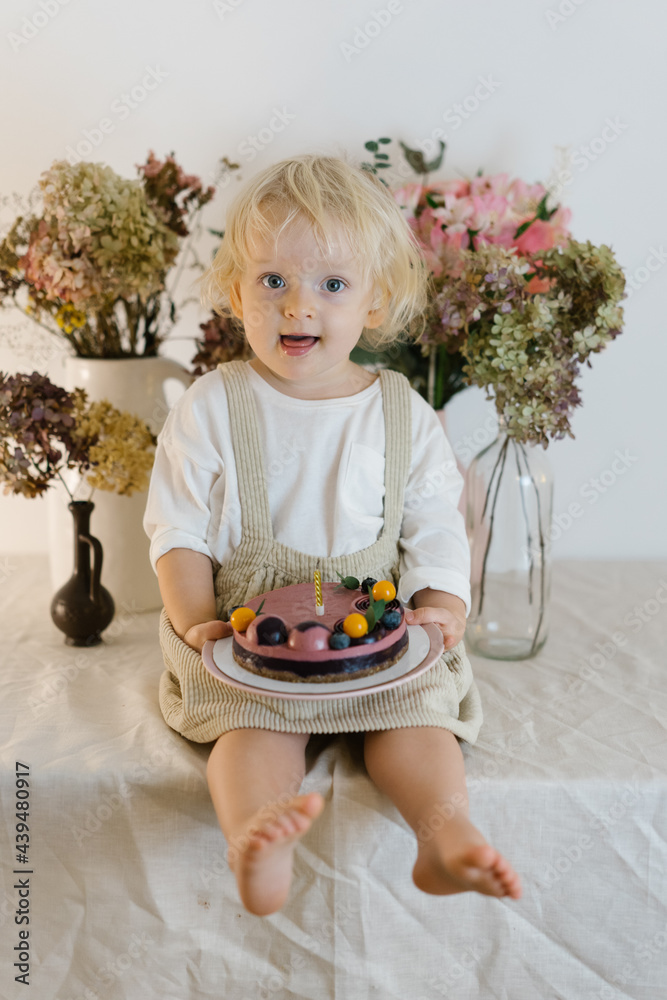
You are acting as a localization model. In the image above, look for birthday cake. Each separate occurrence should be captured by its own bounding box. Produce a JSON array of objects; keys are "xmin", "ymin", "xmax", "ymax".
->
[{"xmin": 229, "ymin": 577, "xmax": 408, "ymax": 684}]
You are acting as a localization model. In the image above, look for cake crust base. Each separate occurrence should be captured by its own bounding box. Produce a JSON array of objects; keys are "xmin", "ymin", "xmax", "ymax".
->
[{"xmin": 232, "ymin": 632, "xmax": 409, "ymax": 684}]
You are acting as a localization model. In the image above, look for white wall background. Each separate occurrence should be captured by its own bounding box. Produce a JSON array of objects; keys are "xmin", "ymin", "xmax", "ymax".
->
[{"xmin": 1, "ymin": 0, "xmax": 665, "ymax": 557}]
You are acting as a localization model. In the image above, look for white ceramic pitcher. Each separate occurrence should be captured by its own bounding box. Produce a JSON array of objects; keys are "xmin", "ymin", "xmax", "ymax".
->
[{"xmin": 48, "ymin": 356, "xmax": 193, "ymax": 612}]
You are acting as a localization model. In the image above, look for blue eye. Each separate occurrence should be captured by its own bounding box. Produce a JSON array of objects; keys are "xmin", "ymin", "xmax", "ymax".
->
[
  {"xmin": 261, "ymin": 274, "xmax": 284, "ymax": 289},
  {"xmin": 324, "ymin": 278, "xmax": 345, "ymax": 292}
]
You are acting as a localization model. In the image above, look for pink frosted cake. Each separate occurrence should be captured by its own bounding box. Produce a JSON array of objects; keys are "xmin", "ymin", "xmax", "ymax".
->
[{"xmin": 230, "ymin": 581, "xmax": 408, "ymax": 684}]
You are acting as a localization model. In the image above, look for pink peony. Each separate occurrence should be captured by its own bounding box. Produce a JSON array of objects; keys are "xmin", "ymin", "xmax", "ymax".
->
[
  {"xmin": 513, "ymin": 219, "xmax": 557, "ymax": 255},
  {"xmin": 468, "ymin": 193, "xmax": 513, "ymax": 241},
  {"xmin": 506, "ymin": 178, "xmax": 548, "ymax": 213},
  {"xmin": 524, "ymin": 274, "xmax": 554, "ymax": 294},
  {"xmin": 434, "ymin": 194, "xmax": 474, "ymax": 229},
  {"xmin": 426, "ymin": 178, "xmax": 471, "ymax": 199},
  {"xmin": 469, "ymin": 172, "xmax": 511, "ymax": 198},
  {"xmin": 430, "ymin": 219, "xmax": 469, "ymax": 257},
  {"xmin": 390, "ymin": 164, "xmax": 574, "ymax": 291},
  {"xmin": 476, "ymin": 220, "xmax": 517, "ymax": 250},
  {"xmin": 392, "ymin": 182, "xmax": 423, "ymax": 219}
]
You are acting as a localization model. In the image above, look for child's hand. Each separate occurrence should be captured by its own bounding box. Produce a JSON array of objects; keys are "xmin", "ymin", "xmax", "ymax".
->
[
  {"xmin": 183, "ymin": 619, "xmax": 234, "ymax": 654},
  {"xmin": 403, "ymin": 606, "xmax": 466, "ymax": 652}
]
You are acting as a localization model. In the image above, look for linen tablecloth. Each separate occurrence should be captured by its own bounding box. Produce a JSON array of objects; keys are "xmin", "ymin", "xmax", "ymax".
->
[{"xmin": 0, "ymin": 556, "xmax": 665, "ymax": 999}]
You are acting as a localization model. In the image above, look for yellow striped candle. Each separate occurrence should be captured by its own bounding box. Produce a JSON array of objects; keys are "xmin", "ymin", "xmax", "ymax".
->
[{"xmin": 314, "ymin": 568, "xmax": 324, "ymax": 616}]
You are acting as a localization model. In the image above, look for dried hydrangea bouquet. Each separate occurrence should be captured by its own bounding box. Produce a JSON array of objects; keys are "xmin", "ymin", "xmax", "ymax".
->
[
  {"xmin": 0, "ymin": 151, "xmax": 229, "ymax": 607},
  {"xmin": 359, "ymin": 139, "xmax": 626, "ymax": 659},
  {"xmin": 0, "ymin": 371, "xmax": 155, "ymax": 642},
  {"xmin": 0, "ymin": 152, "xmax": 216, "ymax": 358}
]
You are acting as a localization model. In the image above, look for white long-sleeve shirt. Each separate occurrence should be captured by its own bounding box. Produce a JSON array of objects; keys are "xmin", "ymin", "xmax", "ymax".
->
[{"xmin": 143, "ymin": 363, "xmax": 471, "ymax": 614}]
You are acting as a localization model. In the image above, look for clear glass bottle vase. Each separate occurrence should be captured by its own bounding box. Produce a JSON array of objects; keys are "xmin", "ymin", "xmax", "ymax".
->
[{"xmin": 465, "ymin": 421, "xmax": 553, "ymax": 659}]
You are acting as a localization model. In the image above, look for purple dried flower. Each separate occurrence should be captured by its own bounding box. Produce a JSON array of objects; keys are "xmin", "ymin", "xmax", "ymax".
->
[
  {"xmin": 190, "ymin": 312, "xmax": 251, "ymax": 376},
  {"xmin": 0, "ymin": 371, "xmax": 91, "ymax": 498}
]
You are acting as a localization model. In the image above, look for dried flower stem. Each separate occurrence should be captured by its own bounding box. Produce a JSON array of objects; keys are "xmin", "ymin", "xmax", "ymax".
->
[
  {"xmin": 516, "ymin": 442, "xmax": 548, "ymax": 656},
  {"xmin": 427, "ymin": 348, "xmax": 436, "ymax": 410},
  {"xmin": 477, "ymin": 436, "xmax": 509, "ymax": 616},
  {"xmin": 55, "ymin": 468, "xmax": 76, "ymax": 502},
  {"xmin": 477, "ymin": 429, "xmax": 548, "ymax": 651},
  {"xmin": 514, "ymin": 443, "xmax": 535, "ymax": 605}
]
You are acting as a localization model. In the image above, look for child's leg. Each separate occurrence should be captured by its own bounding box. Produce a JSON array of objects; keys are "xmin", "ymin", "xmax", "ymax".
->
[
  {"xmin": 363, "ymin": 727, "xmax": 521, "ymax": 899},
  {"xmin": 206, "ymin": 729, "xmax": 324, "ymax": 915}
]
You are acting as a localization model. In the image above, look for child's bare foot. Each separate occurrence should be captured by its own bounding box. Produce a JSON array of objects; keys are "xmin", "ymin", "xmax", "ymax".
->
[
  {"xmin": 413, "ymin": 821, "xmax": 522, "ymax": 900},
  {"xmin": 228, "ymin": 792, "xmax": 325, "ymax": 915}
]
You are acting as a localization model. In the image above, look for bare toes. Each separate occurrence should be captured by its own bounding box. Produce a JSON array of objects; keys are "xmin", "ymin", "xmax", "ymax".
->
[
  {"xmin": 414, "ymin": 839, "xmax": 522, "ymax": 900},
  {"xmin": 464, "ymin": 846, "xmax": 522, "ymax": 898},
  {"xmin": 300, "ymin": 792, "xmax": 326, "ymax": 819},
  {"xmin": 230, "ymin": 793, "xmax": 325, "ymax": 915}
]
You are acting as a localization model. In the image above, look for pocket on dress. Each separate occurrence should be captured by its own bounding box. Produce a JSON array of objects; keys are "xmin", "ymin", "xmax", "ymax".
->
[
  {"xmin": 443, "ymin": 641, "xmax": 473, "ymax": 700},
  {"xmin": 341, "ymin": 442, "xmax": 386, "ymax": 524}
]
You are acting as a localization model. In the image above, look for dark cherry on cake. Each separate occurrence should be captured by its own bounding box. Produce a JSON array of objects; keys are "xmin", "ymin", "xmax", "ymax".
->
[{"xmin": 229, "ymin": 578, "xmax": 408, "ymax": 684}]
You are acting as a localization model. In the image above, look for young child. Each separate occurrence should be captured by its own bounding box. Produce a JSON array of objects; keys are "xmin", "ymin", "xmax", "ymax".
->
[{"xmin": 144, "ymin": 153, "xmax": 522, "ymax": 916}]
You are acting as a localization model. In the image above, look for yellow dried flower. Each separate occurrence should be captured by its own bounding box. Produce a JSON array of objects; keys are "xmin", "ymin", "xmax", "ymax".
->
[
  {"xmin": 55, "ymin": 303, "xmax": 87, "ymax": 334},
  {"xmin": 72, "ymin": 397, "xmax": 155, "ymax": 496}
]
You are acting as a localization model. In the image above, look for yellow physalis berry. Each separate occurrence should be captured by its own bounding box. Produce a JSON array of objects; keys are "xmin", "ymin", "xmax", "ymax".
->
[
  {"xmin": 372, "ymin": 580, "xmax": 396, "ymax": 602},
  {"xmin": 343, "ymin": 613, "xmax": 368, "ymax": 639},
  {"xmin": 230, "ymin": 606, "xmax": 256, "ymax": 632}
]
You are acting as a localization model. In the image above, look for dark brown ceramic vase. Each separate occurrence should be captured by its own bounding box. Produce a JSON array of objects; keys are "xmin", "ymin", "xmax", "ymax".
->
[{"xmin": 50, "ymin": 501, "xmax": 115, "ymax": 646}]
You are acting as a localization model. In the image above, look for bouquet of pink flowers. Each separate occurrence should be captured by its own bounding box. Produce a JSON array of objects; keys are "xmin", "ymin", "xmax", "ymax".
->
[
  {"xmin": 394, "ymin": 170, "xmax": 571, "ymax": 287},
  {"xmin": 356, "ymin": 140, "xmax": 626, "ymax": 446}
]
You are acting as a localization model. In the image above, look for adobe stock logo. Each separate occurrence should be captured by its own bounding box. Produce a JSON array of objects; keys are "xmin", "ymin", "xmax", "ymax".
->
[
  {"xmin": 237, "ymin": 108, "xmax": 296, "ymax": 163},
  {"xmin": 547, "ymin": 117, "xmax": 629, "ymax": 201},
  {"xmin": 545, "ymin": 0, "xmax": 590, "ymax": 30},
  {"xmin": 624, "ymin": 246, "xmax": 667, "ymax": 300},
  {"xmin": 7, "ymin": 0, "xmax": 76, "ymax": 53},
  {"xmin": 419, "ymin": 76, "xmax": 502, "ymax": 154},
  {"xmin": 522, "ymin": 448, "xmax": 639, "ymax": 554},
  {"xmin": 64, "ymin": 66, "xmax": 169, "ymax": 165},
  {"xmin": 212, "ymin": 0, "xmax": 246, "ymax": 15},
  {"xmin": 340, "ymin": 2, "xmax": 404, "ymax": 63}
]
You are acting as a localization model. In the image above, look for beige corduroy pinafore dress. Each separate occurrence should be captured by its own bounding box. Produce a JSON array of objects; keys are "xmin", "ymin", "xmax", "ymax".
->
[{"xmin": 158, "ymin": 361, "xmax": 483, "ymax": 744}]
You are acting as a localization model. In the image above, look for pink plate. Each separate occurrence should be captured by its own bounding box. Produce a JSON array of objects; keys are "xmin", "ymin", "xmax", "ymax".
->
[{"xmin": 201, "ymin": 624, "xmax": 444, "ymax": 701}]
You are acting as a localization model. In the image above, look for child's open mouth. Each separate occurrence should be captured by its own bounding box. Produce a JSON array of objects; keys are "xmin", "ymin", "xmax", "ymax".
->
[{"xmin": 280, "ymin": 335, "xmax": 319, "ymax": 356}]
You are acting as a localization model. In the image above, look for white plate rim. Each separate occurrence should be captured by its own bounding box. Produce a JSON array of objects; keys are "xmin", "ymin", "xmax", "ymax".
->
[{"xmin": 201, "ymin": 624, "xmax": 444, "ymax": 701}]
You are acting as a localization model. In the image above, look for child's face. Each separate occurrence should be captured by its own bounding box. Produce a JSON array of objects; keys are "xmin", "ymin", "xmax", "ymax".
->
[{"xmin": 229, "ymin": 217, "xmax": 386, "ymax": 397}]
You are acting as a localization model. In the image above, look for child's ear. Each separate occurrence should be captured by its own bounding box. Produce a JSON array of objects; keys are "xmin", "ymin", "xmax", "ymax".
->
[
  {"xmin": 365, "ymin": 292, "xmax": 389, "ymax": 330},
  {"xmin": 229, "ymin": 282, "xmax": 243, "ymax": 319}
]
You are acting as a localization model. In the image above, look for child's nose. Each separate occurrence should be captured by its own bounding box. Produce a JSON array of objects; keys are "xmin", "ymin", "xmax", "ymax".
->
[{"xmin": 283, "ymin": 285, "xmax": 316, "ymax": 318}]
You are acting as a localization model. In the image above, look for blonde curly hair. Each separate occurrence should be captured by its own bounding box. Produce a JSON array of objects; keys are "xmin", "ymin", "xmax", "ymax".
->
[{"xmin": 196, "ymin": 153, "xmax": 429, "ymax": 351}]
